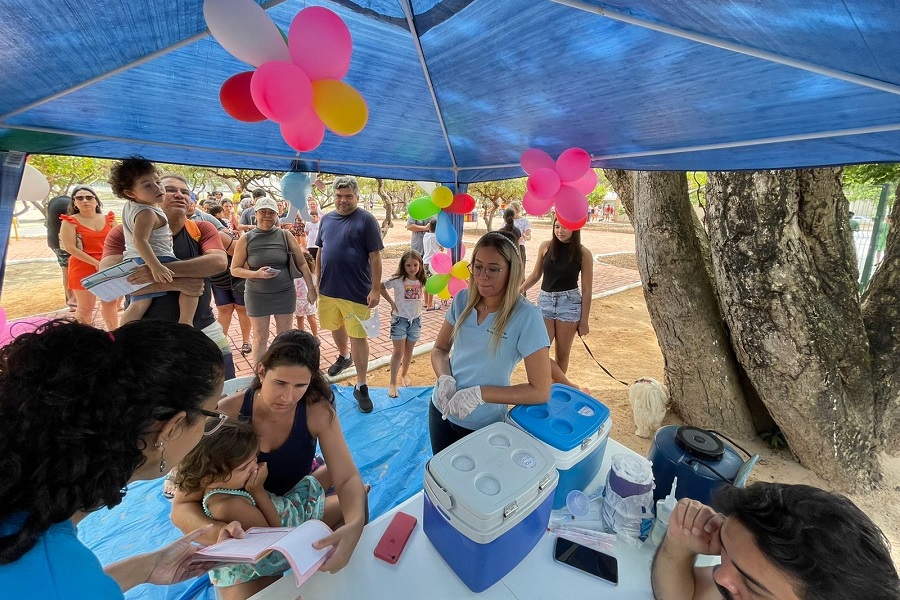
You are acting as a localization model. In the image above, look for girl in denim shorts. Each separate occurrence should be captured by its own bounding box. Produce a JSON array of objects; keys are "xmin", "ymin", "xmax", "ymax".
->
[
  {"xmin": 520, "ymin": 216, "xmax": 593, "ymax": 373},
  {"xmin": 380, "ymin": 250, "xmax": 427, "ymax": 397}
]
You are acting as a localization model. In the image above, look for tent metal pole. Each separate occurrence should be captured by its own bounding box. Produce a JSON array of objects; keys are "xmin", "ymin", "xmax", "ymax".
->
[
  {"xmin": 553, "ymin": 0, "xmax": 900, "ymax": 97},
  {"xmin": 0, "ymin": 123, "xmax": 453, "ymax": 173},
  {"xmin": 400, "ymin": 0, "xmax": 460, "ymax": 173},
  {"xmin": 594, "ymin": 123, "xmax": 900, "ymax": 160},
  {"xmin": 0, "ymin": 0, "xmax": 292, "ymax": 122}
]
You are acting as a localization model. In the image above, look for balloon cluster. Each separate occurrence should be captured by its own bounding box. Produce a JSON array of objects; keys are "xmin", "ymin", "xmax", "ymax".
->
[
  {"xmin": 205, "ymin": 0, "xmax": 368, "ymax": 152},
  {"xmin": 425, "ymin": 245, "xmax": 470, "ymax": 302},
  {"xmin": 520, "ymin": 147, "xmax": 598, "ymax": 231},
  {"xmin": 407, "ymin": 186, "xmax": 476, "ymax": 298}
]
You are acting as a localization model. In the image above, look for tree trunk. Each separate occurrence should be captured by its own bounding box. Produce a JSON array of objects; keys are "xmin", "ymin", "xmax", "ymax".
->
[
  {"xmin": 861, "ymin": 186, "xmax": 900, "ymax": 453},
  {"xmin": 706, "ymin": 170, "xmax": 878, "ymax": 490},
  {"xmin": 631, "ymin": 171, "xmax": 756, "ymax": 437},
  {"xmin": 376, "ymin": 179, "xmax": 392, "ymax": 240},
  {"xmin": 482, "ymin": 200, "xmax": 499, "ymax": 231}
]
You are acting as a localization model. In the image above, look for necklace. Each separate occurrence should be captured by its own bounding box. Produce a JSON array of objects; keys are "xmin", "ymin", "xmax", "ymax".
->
[{"xmin": 478, "ymin": 301, "xmax": 500, "ymax": 311}]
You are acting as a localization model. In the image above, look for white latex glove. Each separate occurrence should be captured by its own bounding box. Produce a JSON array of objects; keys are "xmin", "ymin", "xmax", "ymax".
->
[
  {"xmin": 442, "ymin": 386, "xmax": 483, "ymax": 421},
  {"xmin": 433, "ymin": 375, "xmax": 457, "ymax": 412}
]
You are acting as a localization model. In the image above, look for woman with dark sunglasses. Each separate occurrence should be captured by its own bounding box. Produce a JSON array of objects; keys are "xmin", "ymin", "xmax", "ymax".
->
[{"xmin": 58, "ymin": 185, "xmax": 118, "ymax": 329}]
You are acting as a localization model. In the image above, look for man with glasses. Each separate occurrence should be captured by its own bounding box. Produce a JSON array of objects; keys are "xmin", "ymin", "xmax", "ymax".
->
[
  {"xmin": 315, "ymin": 175, "xmax": 383, "ymax": 412},
  {"xmin": 100, "ymin": 173, "xmax": 236, "ymax": 379}
]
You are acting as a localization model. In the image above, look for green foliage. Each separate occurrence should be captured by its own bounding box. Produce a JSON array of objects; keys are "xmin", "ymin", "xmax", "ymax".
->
[
  {"xmin": 843, "ymin": 163, "xmax": 900, "ymax": 186},
  {"xmin": 28, "ymin": 154, "xmax": 112, "ymax": 198},
  {"xmin": 760, "ymin": 427, "xmax": 788, "ymax": 450},
  {"xmin": 686, "ymin": 172, "xmax": 707, "ymax": 206}
]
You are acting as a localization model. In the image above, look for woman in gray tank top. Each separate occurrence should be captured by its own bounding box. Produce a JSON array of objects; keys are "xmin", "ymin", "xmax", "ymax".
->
[{"xmin": 230, "ymin": 198, "xmax": 316, "ymax": 365}]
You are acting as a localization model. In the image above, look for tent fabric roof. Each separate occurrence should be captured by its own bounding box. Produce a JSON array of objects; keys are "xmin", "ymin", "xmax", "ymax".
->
[{"xmin": 1, "ymin": 0, "xmax": 899, "ymax": 183}]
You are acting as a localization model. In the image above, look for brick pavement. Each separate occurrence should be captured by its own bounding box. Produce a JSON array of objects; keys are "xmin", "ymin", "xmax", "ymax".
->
[{"xmin": 10, "ymin": 224, "xmax": 640, "ymax": 379}]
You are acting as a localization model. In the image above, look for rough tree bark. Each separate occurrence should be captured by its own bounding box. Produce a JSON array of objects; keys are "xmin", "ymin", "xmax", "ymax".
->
[
  {"xmin": 706, "ymin": 170, "xmax": 879, "ymax": 489},
  {"xmin": 861, "ymin": 187, "xmax": 900, "ymax": 454},
  {"xmin": 607, "ymin": 170, "xmax": 755, "ymax": 437},
  {"xmin": 376, "ymin": 179, "xmax": 393, "ymax": 240}
]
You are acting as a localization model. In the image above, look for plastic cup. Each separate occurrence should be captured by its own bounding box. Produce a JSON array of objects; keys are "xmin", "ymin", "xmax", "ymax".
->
[{"xmin": 566, "ymin": 490, "xmax": 591, "ymax": 519}]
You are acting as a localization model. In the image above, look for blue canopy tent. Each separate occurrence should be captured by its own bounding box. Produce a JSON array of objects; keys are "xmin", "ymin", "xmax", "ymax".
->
[{"xmin": 1, "ymin": 0, "xmax": 899, "ymax": 272}]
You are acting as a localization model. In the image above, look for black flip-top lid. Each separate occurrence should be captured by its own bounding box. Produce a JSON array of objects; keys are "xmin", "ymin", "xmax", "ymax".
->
[{"xmin": 675, "ymin": 426, "xmax": 725, "ymax": 461}]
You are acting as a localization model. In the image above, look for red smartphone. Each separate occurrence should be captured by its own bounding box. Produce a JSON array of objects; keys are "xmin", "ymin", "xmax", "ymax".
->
[{"xmin": 373, "ymin": 512, "xmax": 417, "ymax": 564}]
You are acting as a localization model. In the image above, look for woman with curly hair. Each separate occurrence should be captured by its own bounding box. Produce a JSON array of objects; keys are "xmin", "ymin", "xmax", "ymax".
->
[
  {"xmin": 171, "ymin": 330, "xmax": 367, "ymax": 599},
  {"xmin": 0, "ymin": 320, "xmax": 237, "ymax": 598}
]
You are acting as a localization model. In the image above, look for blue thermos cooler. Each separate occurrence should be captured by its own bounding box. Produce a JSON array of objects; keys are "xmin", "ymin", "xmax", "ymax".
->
[{"xmin": 648, "ymin": 425, "xmax": 756, "ymax": 506}]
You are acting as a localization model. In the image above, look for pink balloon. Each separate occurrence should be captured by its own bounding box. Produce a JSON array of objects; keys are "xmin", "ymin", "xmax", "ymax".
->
[
  {"xmin": 250, "ymin": 61, "xmax": 313, "ymax": 124},
  {"xmin": 556, "ymin": 147, "xmax": 592, "ymax": 182},
  {"xmin": 570, "ymin": 168, "xmax": 599, "ymax": 195},
  {"xmin": 555, "ymin": 184, "xmax": 589, "ymax": 223},
  {"xmin": 522, "ymin": 191, "xmax": 555, "ymax": 215},
  {"xmin": 520, "ymin": 148, "xmax": 556, "ymax": 175},
  {"xmin": 527, "ymin": 168, "xmax": 561, "ymax": 200},
  {"xmin": 431, "ymin": 252, "xmax": 452, "ymax": 274},
  {"xmin": 281, "ymin": 116, "xmax": 325, "ymax": 152},
  {"xmin": 289, "ymin": 7, "xmax": 352, "ymax": 81},
  {"xmin": 448, "ymin": 277, "xmax": 467, "ymax": 296}
]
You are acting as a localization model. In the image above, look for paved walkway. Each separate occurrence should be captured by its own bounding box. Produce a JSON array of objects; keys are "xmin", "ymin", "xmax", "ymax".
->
[{"xmin": 6, "ymin": 223, "xmax": 640, "ymax": 378}]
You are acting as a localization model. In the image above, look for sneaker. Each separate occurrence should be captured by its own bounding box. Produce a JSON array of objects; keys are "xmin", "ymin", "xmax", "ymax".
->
[
  {"xmin": 353, "ymin": 384, "xmax": 374, "ymax": 413},
  {"xmin": 327, "ymin": 355, "xmax": 353, "ymax": 377}
]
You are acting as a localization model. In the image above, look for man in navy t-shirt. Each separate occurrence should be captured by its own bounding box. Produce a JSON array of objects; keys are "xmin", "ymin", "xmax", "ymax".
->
[{"xmin": 315, "ymin": 175, "xmax": 384, "ymax": 412}]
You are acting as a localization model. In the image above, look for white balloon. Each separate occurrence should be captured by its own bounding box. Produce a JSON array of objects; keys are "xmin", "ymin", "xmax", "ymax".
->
[
  {"xmin": 17, "ymin": 164, "xmax": 50, "ymax": 203},
  {"xmin": 204, "ymin": 0, "xmax": 290, "ymax": 67},
  {"xmin": 415, "ymin": 181, "xmax": 437, "ymax": 194}
]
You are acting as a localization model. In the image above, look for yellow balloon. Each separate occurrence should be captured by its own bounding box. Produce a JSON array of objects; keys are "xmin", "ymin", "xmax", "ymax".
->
[
  {"xmin": 437, "ymin": 287, "xmax": 452, "ymax": 300},
  {"xmin": 450, "ymin": 260, "xmax": 470, "ymax": 280},
  {"xmin": 432, "ymin": 186, "xmax": 453, "ymax": 208},
  {"xmin": 312, "ymin": 80, "xmax": 368, "ymax": 136}
]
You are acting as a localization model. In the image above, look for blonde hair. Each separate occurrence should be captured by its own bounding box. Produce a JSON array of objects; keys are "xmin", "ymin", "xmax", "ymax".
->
[{"xmin": 451, "ymin": 232, "xmax": 524, "ymax": 353}]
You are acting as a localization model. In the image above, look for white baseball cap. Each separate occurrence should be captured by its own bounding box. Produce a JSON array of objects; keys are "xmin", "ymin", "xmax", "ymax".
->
[{"xmin": 254, "ymin": 198, "xmax": 279, "ymax": 213}]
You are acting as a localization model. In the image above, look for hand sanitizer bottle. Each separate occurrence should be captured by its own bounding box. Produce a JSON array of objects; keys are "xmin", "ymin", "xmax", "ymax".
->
[{"xmin": 650, "ymin": 477, "xmax": 678, "ymax": 546}]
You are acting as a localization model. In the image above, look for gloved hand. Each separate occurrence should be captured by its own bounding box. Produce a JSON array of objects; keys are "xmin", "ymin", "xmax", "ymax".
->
[
  {"xmin": 442, "ymin": 386, "xmax": 483, "ymax": 421},
  {"xmin": 432, "ymin": 375, "xmax": 457, "ymax": 412}
]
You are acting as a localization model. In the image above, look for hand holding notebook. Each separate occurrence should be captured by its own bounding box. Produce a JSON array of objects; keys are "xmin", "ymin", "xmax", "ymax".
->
[{"xmin": 192, "ymin": 520, "xmax": 333, "ymax": 587}]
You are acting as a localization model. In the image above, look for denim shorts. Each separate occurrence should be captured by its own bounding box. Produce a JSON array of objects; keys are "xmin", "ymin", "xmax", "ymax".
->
[
  {"xmin": 390, "ymin": 315, "xmax": 422, "ymax": 341},
  {"xmin": 538, "ymin": 289, "xmax": 581, "ymax": 322}
]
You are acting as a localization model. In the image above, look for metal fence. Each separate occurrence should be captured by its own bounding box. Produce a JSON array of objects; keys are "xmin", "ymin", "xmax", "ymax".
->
[{"xmin": 846, "ymin": 183, "xmax": 894, "ymax": 292}]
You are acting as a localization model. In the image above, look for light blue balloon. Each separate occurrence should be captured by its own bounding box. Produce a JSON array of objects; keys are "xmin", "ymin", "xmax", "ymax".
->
[
  {"xmin": 281, "ymin": 171, "xmax": 314, "ymax": 221},
  {"xmin": 435, "ymin": 210, "xmax": 458, "ymax": 249}
]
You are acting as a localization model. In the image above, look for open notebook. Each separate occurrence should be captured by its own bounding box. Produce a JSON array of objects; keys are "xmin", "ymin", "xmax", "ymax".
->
[
  {"xmin": 193, "ymin": 520, "xmax": 333, "ymax": 587},
  {"xmin": 80, "ymin": 259, "xmax": 148, "ymax": 302}
]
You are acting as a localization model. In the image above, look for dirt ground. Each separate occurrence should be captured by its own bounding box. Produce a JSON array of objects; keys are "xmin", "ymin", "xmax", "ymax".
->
[{"xmin": 357, "ymin": 286, "xmax": 900, "ymax": 565}]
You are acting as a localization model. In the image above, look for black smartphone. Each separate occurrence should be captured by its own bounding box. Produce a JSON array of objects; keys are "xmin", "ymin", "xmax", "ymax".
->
[{"xmin": 553, "ymin": 537, "xmax": 619, "ymax": 585}]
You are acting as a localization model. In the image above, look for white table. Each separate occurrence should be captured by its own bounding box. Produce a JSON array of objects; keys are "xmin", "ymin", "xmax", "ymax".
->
[{"xmin": 252, "ymin": 439, "xmax": 702, "ymax": 600}]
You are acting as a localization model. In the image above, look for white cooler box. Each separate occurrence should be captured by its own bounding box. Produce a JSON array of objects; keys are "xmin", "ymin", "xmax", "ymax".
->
[
  {"xmin": 423, "ymin": 422, "xmax": 558, "ymax": 592},
  {"xmin": 508, "ymin": 384, "xmax": 612, "ymax": 509}
]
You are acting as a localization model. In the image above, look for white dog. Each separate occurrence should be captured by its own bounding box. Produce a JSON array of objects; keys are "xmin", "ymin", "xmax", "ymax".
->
[{"xmin": 630, "ymin": 377, "xmax": 668, "ymax": 438}]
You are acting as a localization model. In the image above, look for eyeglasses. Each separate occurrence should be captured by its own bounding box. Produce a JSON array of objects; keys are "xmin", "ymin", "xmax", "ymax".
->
[
  {"xmin": 73, "ymin": 195, "xmax": 96, "ymax": 201},
  {"xmin": 164, "ymin": 186, "xmax": 191, "ymax": 196},
  {"xmin": 468, "ymin": 264, "xmax": 508, "ymax": 279},
  {"xmin": 199, "ymin": 409, "xmax": 229, "ymax": 436}
]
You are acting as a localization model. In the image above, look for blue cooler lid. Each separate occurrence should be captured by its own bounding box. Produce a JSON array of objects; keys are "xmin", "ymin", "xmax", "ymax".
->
[{"xmin": 508, "ymin": 384, "xmax": 610, "ymax": 452}]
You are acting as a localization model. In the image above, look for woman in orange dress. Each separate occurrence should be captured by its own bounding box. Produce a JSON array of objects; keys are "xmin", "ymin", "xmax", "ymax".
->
[{"xmin": 59, "ymin": 185, "xmax": 118, "ymax": 329}]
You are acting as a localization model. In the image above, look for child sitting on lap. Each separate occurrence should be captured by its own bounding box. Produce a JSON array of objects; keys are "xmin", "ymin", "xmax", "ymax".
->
[{"xmin": 174, "ymin": 420, "xmax": 325, "ymax": 594}]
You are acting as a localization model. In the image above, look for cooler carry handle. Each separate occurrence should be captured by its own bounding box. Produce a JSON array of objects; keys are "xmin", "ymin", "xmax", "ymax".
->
[
  {"xmin": 424, "ymin": 467, "xmax": 454, "ymax": 512},
  {"xmin": 581, "ymin": 419, "xmax": 613, "ymax": 451}
]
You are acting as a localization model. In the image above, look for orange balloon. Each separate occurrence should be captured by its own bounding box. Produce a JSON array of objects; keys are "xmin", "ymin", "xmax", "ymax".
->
[{"xmin": 312, "ymin": 80, "xmax": 368, "ymax": 136}]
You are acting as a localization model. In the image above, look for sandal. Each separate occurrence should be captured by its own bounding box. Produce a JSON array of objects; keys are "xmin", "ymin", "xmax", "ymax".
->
[{"xmin": 239, "ymin": 342, "xmax": 252, "ymax": 355}]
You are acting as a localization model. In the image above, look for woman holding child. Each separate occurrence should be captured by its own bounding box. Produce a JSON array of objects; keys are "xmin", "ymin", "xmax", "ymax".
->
[
  {"xmin": 0, "ymin": 320, "xmax": 238, "ymax": 598},
  {"xmin": 429, "ymin": 231, "xmax": 552, "ymax": 454},
  {"xmin": 172, "ymin": 330, "xmax": 367, "ymax": 600}
]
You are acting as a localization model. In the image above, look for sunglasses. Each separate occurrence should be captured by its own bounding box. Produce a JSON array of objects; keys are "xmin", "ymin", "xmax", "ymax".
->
[
  {"xmin": 73, "ymin": 195, "xmax": 96, "ymax": 201},
  {"xmin": 199, "ymin": 409, "xmax": 229, "ymax": 436}
]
